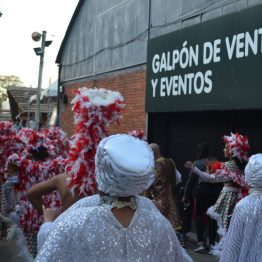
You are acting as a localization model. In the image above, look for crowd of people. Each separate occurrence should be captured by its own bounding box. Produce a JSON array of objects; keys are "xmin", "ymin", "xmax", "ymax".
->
[
  {"xmin": 0, "ymin": 87, "xmax": 262, "ymax": 262},
  {"xmin": 35, "ymin": 132, "xmax": 262, "ymax": 262},
  {"xmin": 183, "ymin": 133, "xmax": 250, "ymax": 256}
]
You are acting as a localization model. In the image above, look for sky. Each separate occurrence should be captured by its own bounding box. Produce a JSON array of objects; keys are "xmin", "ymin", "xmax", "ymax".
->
[{"xmin": 0, "ymin": 0, "xmax": 79, "ymax": 88}]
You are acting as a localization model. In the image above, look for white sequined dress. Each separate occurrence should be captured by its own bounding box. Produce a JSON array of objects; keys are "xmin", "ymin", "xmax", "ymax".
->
[{"xmin": 36, "ymin": 195, "xmax": 192, "ymax": 262}]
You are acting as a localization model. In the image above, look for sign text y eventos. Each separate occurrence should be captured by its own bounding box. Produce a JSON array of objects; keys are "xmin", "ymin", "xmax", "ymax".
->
[{"xmin": 151, "ymin": 28, "xmax": 262, "ymax": 97}]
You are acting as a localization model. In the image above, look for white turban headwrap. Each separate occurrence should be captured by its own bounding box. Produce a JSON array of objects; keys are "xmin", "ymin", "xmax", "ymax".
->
[
  {"xmin": 245, "ymin": 153, "xmax": 262, "ymax": 188},
  {"xmin": 95, "ymin": 134, "xmax": 155, "ymax": 197}
]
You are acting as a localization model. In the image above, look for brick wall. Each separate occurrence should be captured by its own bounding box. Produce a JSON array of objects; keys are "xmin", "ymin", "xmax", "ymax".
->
[{"xmin": 60, "ymin": 69, "xmax": 147, "ymax": 138}]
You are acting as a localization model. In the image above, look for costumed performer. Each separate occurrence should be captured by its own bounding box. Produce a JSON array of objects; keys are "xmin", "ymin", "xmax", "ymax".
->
[
  {"xmin": 27, "ymin": 87, "xmax": 124, "ymax": 217},
  {"xmin": 145, "ymin": 143, "xmax": 182, "ymax": 231},
  {"xmin": 184, "ymin": 132, "xmax": 249, "ymax": 257},
  {"xmin": 36, "ymin": 134, "xmax": 192, "ymax": 262}
]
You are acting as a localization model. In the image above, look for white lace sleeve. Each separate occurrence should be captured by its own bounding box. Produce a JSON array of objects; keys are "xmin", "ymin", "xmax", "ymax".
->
[
  {"xmin": 156, "ymin": 219, "xmax": 193, "ymax": 262},
  {"xmin": 176, "ymin": 169, "xmax": 182, "ymax": 184},
  {"xmin": 37, "ymin": 222, "xmax": 55, "ymax": 252},
  {"xmin": 35, "ymin": 210, "xmax": 87, "ymax": 262},
  {"xmin": 193, "ymin": 167, "xmax": 226, "ymax": 183},
  {"xmin": 36, "ymin": 195, "xmax": 100, "ymax": 251}
]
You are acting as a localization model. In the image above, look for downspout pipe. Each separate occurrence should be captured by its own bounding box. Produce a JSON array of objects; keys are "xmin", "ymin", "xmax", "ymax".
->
[{"xmin": 56, "ymin": 64, "xmax": 62, "ymax": 127}]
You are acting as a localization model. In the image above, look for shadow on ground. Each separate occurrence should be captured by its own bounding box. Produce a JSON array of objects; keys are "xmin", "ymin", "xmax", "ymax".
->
[{"xmin": 0, "ymin": 239, "xmax": 26, "ymax": 262}]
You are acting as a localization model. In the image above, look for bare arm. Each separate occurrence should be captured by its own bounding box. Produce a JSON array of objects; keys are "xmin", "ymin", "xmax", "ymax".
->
[{"xmin": 26, "ymin": 176, "xmax": 58, "ymax": 214}]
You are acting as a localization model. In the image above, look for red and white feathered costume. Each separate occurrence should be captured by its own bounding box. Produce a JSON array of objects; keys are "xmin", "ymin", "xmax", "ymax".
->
[
  {"xmin": 1, "ymin": 125, "xmax": 69, "ymax": 259},
  {"xmin": 65, "ymin": 87, "xmax": 124, "ymax": 196},
  {"xmin": 0, "ymin": 121, "xmax": 24, "ymax": 216},
  {"xmin": 1, "ymin": 87, "xmax": 124, "ymax": 259}
]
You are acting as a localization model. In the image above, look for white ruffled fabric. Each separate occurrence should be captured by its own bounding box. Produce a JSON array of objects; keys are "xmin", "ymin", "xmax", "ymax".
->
[{"xmin": 207, "ymin": 206, "xmax": 226, "ymax": 257}]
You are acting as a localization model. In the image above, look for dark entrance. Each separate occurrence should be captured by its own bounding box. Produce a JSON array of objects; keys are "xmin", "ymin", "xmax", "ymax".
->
[{"xmin": 148, "ymin": 110, "xmax": 262, "ymax": 176}]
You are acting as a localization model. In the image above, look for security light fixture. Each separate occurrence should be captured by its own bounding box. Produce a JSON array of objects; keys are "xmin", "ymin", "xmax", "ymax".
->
[
  {"xmin": 45, "ymin": 40, "xmax": 52, "ymax": 47},
  {"xmin": 32, "ymin": 31, "xmax": 52, "ymax": 130},
  {"xmin": 33, "ymin": 47, "xmax": 44, "ymax": 56},
  {"xmin": 32, "ymin": 31, "xmax": 42, "ymax": 42}
]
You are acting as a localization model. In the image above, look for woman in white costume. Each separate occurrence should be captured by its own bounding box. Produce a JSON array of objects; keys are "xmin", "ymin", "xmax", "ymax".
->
[
  {"xmin": 220, "ymin": 153, "xmax": 262, "ymax": 262},
  {"xmin": 36, "ymin": 134, "xmax": 192, "ymax": 262}
]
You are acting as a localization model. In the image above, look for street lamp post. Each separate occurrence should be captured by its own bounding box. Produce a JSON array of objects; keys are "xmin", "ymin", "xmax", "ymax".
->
[{"xmin": 32, "ymin": 31, "xmax": 52, "ymax": 130}]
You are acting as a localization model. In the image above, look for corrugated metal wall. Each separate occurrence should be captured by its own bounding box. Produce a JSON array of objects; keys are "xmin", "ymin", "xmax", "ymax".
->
[
  {"xmin": 59, "ymin": 0, "xmax": 262, "ymax": 83},
  {"xmin": 60, "ymin": 0, "xmax": 150, "ymax": 82}
]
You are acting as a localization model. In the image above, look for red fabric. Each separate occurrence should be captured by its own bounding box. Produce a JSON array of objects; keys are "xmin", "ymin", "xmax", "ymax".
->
[{"xmin": 210, "ymin": 161, "xmax": 222, "ymax": 172}]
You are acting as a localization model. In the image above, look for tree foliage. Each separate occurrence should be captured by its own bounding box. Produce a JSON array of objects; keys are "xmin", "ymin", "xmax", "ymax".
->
[
  {"xmin": 0, "ymin": 87, "xmax": 7, "ymax": 102},
  {"xmin": 0, "ymin": 75, "xmax": 23, "ymax": 102},
  {"xmin": 0, "ymin": 75, "xmax": 23, "ymax": 89}
]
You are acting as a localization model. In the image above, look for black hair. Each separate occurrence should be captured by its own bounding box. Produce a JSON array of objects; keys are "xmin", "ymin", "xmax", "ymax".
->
[
  {"xmin": 32, "ymin": 146, "xmax": 49, "ymax": 161},
  {"xmin": 21, "ymin": 120, "xmax": 27, "ymax": 127},
  {"xmin": 233, "ymin": 157, "xmax": 247, "ymax": 171},
  {"xmin": 195, "ymin": 142, "xmax": 210, "ymax": 160},
  {"xmin": 207, "ymin": 156, "xmax": 218, "ymax": 161}
]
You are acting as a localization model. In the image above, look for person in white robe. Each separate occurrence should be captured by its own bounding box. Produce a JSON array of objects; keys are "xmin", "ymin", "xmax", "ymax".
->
[
  {"xmin": 35, "ymin": 134, "xmax": 192, "ymax": 262},
  {"xmin": 220, "ymin": 153, "xmax": 262, "ymax": 262}
]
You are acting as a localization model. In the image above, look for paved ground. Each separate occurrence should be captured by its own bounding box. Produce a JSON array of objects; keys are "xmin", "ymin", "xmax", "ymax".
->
[
  {"xmin": 0, "ymin": 239, "xmax": 26, "ymax": 262},
  {"xmin": 185, "ymin": 232, "xmax": 217, "ymax": 262},
  {"xmin": 0, "ymin": 235, "xmax": 217, "ymax": 262},
  {"xmin": 186, "ymin": 240, "xmax": 217, "ymax": 262}
]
